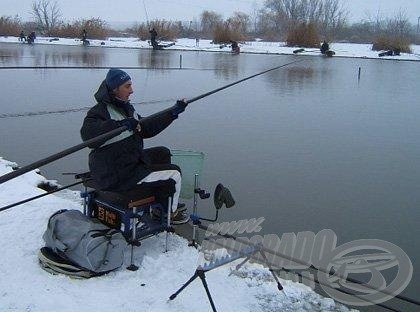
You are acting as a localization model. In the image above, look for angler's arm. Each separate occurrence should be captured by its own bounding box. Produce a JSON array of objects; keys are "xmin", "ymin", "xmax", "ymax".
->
[
  {"xmin": 138, "ymin": 100, "xmax": 187, "ymax": 138},
  {"xmin": 80, "ymin": 109, "xmax": 122, "ymax": 148},
  {"xmin": 138, "ymin": 108, "xmax": 175, "ymax": 139}
]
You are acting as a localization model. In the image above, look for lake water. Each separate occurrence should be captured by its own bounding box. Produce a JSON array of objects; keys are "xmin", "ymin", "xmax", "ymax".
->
[{"xmin": 0, "ymin": 43, "xmax": 419, "ymax": 310}]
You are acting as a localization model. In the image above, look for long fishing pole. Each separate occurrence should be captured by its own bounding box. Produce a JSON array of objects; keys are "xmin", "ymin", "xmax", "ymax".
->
[
  {"xmin": 0, "ymin": 59, "xmax": 304, "ymax": 185},
  {"xmin": 0, "ymin": 127, "xmax": 126, "ymax": 185},
  {"xmin": 0, "ymin": 98, "xmax": 179, "ymax": 119},
  {"xmin": 142, "ymin": 59, "xmax": 304, "ymax": 122},
  {"xmin": 143, "ymin": 0, "xmax": 150, "ymax": 27},
  {"xmin": 0, "ymin": 180, "xmax": 84, "ymax": 212},
  {"xmin": 0, "ymin": 66, "xmax": 217, "ymax": 70}
]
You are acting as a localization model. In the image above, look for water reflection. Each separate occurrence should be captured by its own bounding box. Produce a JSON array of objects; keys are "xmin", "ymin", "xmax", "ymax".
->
[
  {"xmin": 263, "ymin": 64, "xmax": 318, "ymax": 92},
  {"xmin": 137, "ymin": 50, "xmax": 172, "ymax": 69},
  {"xmin": 0, "ymin": 44, "xmax": 27, "ymax": 65},
  {"xmin": 30, "ymin": 46, "xmax": 106, "ymax": 67},
  {"xmin": 211, "ymin": 53, "xmax": 239, "ymax": 80},
  {"xmin": 0, "ymin": 43, "xmax": 106, "ymax": 67}
]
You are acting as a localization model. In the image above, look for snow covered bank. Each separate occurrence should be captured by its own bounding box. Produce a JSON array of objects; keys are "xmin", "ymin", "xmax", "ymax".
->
[
  {"xmin": 1, "ymin": 35, "xmax": 419, "ymax": 62},
  {"xmin": 0, "ymin": 157, "xmax": 357, "ymax": 311}
]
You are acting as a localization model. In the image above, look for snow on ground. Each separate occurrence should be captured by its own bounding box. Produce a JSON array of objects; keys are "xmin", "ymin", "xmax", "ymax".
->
[
  {"xmin": 0, "ymin": 35, "xmax": 419, "ymax": 61},
  {"xmin": 0, "ymin": 157, "xmax": 357, "ymax": 311}
]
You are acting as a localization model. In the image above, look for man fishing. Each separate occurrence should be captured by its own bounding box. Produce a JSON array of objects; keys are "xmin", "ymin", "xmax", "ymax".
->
[
  {"xmin": 230, "ymin": 40, "xmax": 240, "ymax": 54},
  {"xmin": 81, "ymin": 29, "xmax": 89, "ymax": 46},
  {"xmin": 80, "ymin": 68, "xmax": 189, "ymax": 224},
  {"xmin": 27, "ymin": 31, "xmax": 36, "ymax": 44},
  {"xmin": 19, "ymin": 30, "xmax": 26, "ymax": 42},
  {"xmin": 149, "ymin": 28, "xmax": 158, "ymax": 49},
  {"xmin": 320, "ymin": 40, "xmax": 329, "ymax": 54}
]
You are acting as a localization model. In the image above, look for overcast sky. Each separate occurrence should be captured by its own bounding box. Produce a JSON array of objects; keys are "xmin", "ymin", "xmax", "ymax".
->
[{"xmin": 2, "ymin": 0, "xmax": 420, "ymax": 25}]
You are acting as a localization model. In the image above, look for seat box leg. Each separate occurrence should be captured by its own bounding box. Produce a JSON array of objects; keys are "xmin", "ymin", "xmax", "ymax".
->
[
  {"xmin": 127, "ymin": 206, "xmax": 140, "ymax": 271},
  {"xmin": 165, "ymin": 197, "xmax": 173, "ymax": 252}
]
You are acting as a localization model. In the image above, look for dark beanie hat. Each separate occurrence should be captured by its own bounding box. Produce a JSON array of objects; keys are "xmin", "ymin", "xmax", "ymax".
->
[{"xmin": 105, "ymin": 68, "xmax": 131, "ymax": 90}]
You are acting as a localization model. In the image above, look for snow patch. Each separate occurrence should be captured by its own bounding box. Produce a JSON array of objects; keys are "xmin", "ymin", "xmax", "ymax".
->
[{"xmin": 0, "ymin": 157, "xmax": 357, "ymax": 311}]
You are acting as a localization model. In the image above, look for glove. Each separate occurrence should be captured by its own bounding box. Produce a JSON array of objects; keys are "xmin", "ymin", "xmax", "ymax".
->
[
  {"xmin": 171, "ymin": 100, "xmax": 188, "ymax": 117},
  {"xmin": 119, "ymin": 118, "xmax": 138, "ymax": 131}
]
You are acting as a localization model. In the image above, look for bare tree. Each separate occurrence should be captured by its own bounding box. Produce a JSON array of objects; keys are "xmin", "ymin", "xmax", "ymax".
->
[
  {"xmin": 385, "ymin": 10, "xmax": 411, "ymax": 36},
  {"xmin": 200, "ymin": 10, "xmax": 223, "ymax": 38},
  {"xmin": 305, "ymin": 0, "xmax": 324, "ymax": 22},
  {"xmin": 370, "ymin": 9, "xmax": 413, "ymax": 52},
  {"xmin": 319, "ymin": 0, "xmax": 347, "ymax": 38},
  {"xmin": 264, "ymin": 0, "xmax": 347, "ymax": 36},
  {"xmin": 365, "ymin": 8, "xmax": 386, "ymax": 34},
  {"xmin": 0, "ymin": 15, "xmax": 22, "ymax": 36},
  {"xmin": 31, "ymin": 0, "xmax": 62, "ymax": 36},
  {"xmin": 254, "ymin": 8, "xmax": 287, "ymax": 40},
  {"xmin": 250, "ymin": 1, "xmax": 261, "ymax": 34},
  {"xmin": 265, "ymin": 0, "xmax": 303, "ymax": 21},
  {"xmin": 365, "ymin": 9, "xmax": 411, "ymax": 38},
  {"xmin": 226, "ymin": 12, "xmax": 251, "ymax": 35}
]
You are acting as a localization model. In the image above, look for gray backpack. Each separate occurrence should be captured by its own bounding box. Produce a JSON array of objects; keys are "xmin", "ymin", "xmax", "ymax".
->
[{"xmin": 42, "ymin": 209, "xmax": 126, "ymax": 273}]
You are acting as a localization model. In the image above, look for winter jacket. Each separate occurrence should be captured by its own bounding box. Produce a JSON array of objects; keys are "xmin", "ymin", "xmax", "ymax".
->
[{"xmin": 80, "ymin": 80, "xmax": 176, "ymax": 191}]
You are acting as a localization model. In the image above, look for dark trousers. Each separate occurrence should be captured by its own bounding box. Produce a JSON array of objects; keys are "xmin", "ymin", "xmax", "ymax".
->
[
  {"xmin": 138, "ymin": 146, "xmax": 182, "ymax": 212},
  {"xmin": 142, "ymin": 146, "xmax": 180, "ymax": 173}
]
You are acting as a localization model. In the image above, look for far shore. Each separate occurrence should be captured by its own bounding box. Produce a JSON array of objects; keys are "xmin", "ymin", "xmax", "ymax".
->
[{"xmin": 1, "ymin": 35, "xmax": 420, "ymax": 62}]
